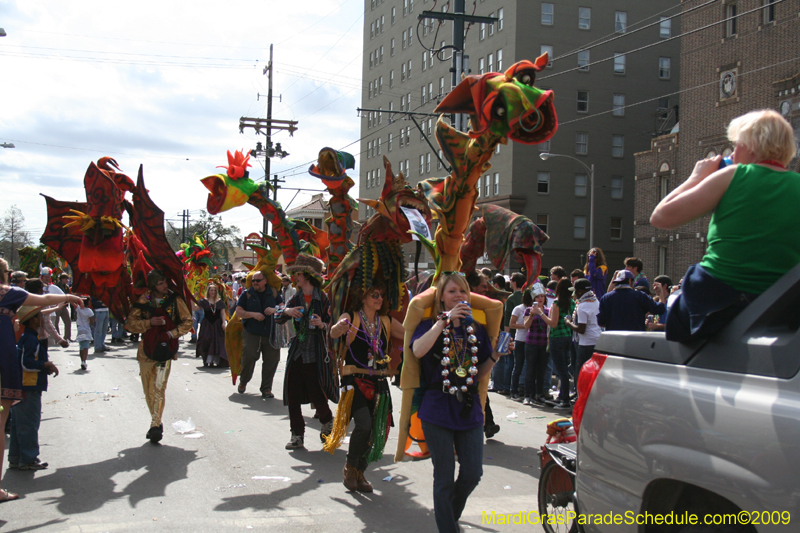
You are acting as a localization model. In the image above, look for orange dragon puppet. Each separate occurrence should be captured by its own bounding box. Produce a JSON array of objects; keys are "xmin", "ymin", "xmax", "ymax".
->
[{"xmin": 395, "ymin": 56, "xmax": 558, "ymax": 461}]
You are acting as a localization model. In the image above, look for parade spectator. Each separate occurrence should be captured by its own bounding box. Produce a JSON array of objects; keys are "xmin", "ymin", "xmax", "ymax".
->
[
  {"xmin": 280, "ymin": 254, "xmax": 337, "ymax": 449},
  {"xmin": 0, "ymin": 258, "xmax": 84, "ymax": 503},
  {"xmin": 39, "ymin": 268, "xmax": 65, "ymax": 346},
  {"xmin": 651, "ymin": 109, "xmax": 800, "ymax": 342},
  {"xmin": 75, "ymin": 297, "xmax": 94, "ymax": 370},
  {"xmin": 499, "ymin": 273, "xmax": 525, "ymax": 395},
  {"xmin": 189, "ymin": 292, "xmax": 202, "ymax": 344},
  {"xmin": 598, "ymin": 271, "xmax": 666, "ymax": 332},
  {"xmin": 197, "ymin": 283, "xmax": 228, "ymax": 367},
  {"xmin": 91, "ymin": 297, "xmax": 110, "ymax": 353},
  {"xmin": 109, "ymin": 314, "xmax": 126, "ymax": 344},
  {"xmin": 329, "ymin": 279, "xmax": 404, "ymax": 492},
  {"xmin": 125, "ymin": 269, "xmax": 193, "ymax": 444},
  {"xmin": 53, "ymin": 273, "xmax": 73, "ymax": 341},
  {"xmin": 646, "ymin": 275, "xmax": 673, "ymax": 331},
  {"xmin": 608, "ymin": 257, "xmax": 649, "ymax": 294},
  {"xmin": 549, "ymin": 266, "xmax": 567, "ymax": 282},
  {"xmin": 565, "ymin": 278, "xmax": 601, "ymax": 380},
  {"xmin": 532, "ymin": 278, "xmax": 574, "ymax": 410},
  {"xmin": 24, "ymin": 280, "xmax": 69, "ymax": 349},
  {"xmin": 584, "ymin": 247, "xmax": 608, "ymax": 298},
  {"xmin": 10, "ymin": 271, "xmax": 27, "ymax": 288},
  {"xmin": 410, "ymin": 272, "xmax": 507, "ymax": 533},
  {"xmin": 235, "ymin": 272, "xmax": 282, "ymax": 397},
  {"xmin": 570, "ymin": 269, "xmax": 585, "ymax": 284},
  {"xmin": 491, "ymin": 273, "xmax": 506, "ymax": 292},
  {"xmin": 522, "ymin": 283, "xmax": 550, "ymax": 405},
  {"xmin": 8, "ymin": 306, "xmax": 59, "ymax": 471},
  {"xmin": 508, "ymin": 290, "xmax": 533, "ymax": 401}
]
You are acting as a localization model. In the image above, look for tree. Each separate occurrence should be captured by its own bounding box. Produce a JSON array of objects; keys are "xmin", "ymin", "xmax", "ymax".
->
[
  {"xmin": 0, "ymin": 205, "xmax": 33, "ymax": 269},
  {"xmin": 166, "ymin": 210, "xmax": 241, "ymax": 268}
]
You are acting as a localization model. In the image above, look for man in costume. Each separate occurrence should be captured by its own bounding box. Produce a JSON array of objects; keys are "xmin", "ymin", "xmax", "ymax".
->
[
  {"xmin": 279, "ymin": 253, "xmax": 338, "ymax": 450},
  {"xmin": 125, "ymin": 269, "xmax": 193, "ymax": 443},
  {"xmin": 234, "ymin": 269, "xmax": 283, "ymax": 398}
]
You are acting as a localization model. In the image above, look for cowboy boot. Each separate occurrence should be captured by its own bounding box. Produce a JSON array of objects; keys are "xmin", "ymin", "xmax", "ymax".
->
[
  {"xmin": 343, "ymin": 463, "xmax": 359, "ymax": 491},
  {"xmin": 356, "ymin": 470, "xmax": 373, "ymax": 493}
]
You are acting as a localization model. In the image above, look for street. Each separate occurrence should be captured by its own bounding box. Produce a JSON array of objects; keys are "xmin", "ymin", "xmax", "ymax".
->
[{"xmin": 2, "ymin": 336, "xmax": 554, "ymax": 532}]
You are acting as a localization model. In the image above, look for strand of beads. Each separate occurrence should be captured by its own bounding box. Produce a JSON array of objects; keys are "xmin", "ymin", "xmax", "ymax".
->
[{"xmin": 440, "ymin": 321, "xmax": 479, "ymax": 395}]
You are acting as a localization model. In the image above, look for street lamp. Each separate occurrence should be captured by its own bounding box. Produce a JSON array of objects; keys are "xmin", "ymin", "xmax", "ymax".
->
[
  {"xmin": 539, "ymin": 152, "xmax": 595, "ymax": 248},
  {"xmin": 1, "ymin": 143, "xmax": 15, "ymax": 148}
]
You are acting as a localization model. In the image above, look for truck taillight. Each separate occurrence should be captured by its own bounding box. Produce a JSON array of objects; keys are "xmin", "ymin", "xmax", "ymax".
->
[{"xmin": 572, "ymin": 353, "xmax": 607, "ymax": 434}]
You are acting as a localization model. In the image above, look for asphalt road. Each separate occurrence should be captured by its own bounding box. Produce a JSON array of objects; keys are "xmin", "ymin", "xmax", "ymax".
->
[{"xmin": 1, "ymin": 333, "xmax": 558, "ymax": 532}]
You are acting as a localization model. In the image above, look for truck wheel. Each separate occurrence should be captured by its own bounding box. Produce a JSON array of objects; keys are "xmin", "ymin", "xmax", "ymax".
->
[{"xmin": 538, "ymin": 460, "xmax": 578, "ymax": 533}]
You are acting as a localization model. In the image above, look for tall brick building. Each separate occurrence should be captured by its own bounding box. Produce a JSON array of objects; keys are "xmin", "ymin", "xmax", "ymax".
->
[
  {"xmin": 360, "ymin": 0, "xmax": 681, "ymax": 275},
  {"xmin": 634, "ymin": 0, "xmax": 800, "ymax": 282}
]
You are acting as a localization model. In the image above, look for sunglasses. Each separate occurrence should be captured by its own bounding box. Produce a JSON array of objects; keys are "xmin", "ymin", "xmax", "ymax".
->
[
  {"xmin": 367, "ymin": 291, "xmax": 385, "ymax": 299},
  {"xmin": 252, "ymin": 278, "xmax": 265, "ymax": 283}
]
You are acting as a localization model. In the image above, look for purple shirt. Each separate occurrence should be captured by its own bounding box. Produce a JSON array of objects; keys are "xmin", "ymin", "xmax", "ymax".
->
[
  {"xmin": 411, "ymin": 318, "xmax": 492, "ymax": 431},
  {"xmin": 524, "ymin": 307, "xmax": 549, "ymax": 345}
]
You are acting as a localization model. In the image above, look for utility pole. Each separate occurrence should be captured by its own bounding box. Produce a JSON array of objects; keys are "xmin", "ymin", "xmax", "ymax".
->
[
  {"xmin": 181, "ymin": 209, "xmax": 190, "ymax": 244},
  {"xmin": 240, "ymin": 44, "xmax": 298, "ymax": 237},
  {"xmin": 418, "ymin": 4, "xmax": 497, "ymax": 131}
]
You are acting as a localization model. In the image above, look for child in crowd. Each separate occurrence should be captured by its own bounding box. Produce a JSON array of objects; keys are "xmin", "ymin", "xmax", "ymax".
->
[
  {"xmin": 75, "ymin": 297, "xmax": 94, "ymax": 371},
  {"xmin": 8, "ymin": 306, "xmax": 59, "ymax": 471}
]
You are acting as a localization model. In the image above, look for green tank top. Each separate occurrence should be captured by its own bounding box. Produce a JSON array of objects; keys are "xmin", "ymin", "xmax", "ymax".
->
[{"xmin": 699, "ymin": 164, "xmax": 800, "ymax": 294}]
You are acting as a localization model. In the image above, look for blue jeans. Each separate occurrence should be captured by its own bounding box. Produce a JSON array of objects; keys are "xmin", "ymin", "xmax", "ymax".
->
[
  {"xmin": 94, "ymin": 309, "xmax": 109, "ymax": 350},
  {"xmin": 491, "ymin": 354, "xmax": 509, "ymax": 391},
  {"xmin": 421, "ymin": 421, "xmax": 484, "ymax": 533},
  {"xmin": 110, "ymin": 317, "xmax": 125, "ymax": 339},
  {"xmin": 510, "ymin": 341, "xmax": 526, "ymax": 395},
  {"xmin": 8, "ymin": 391, "xmax": 43, "ymax": 465},
  {"xmin": 549, "ymin": 336, "xmax": 572, "ymax": 403}
]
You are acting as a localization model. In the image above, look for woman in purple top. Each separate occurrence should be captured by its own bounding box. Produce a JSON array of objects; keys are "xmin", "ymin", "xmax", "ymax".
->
[
  {"xmin": 410, "ymin": 272, "xmax": 506, "ymax": 533},
  {"xmin": 0, "ymin": 258, "xmax": 84, "ymax": 503},
  {"xmin": 522, "ymin": 285, "xmax": 551, "ymax": 406},
  {"xmin": 584, "ymin": 247, "xmax": 608, "ymax": 298}
]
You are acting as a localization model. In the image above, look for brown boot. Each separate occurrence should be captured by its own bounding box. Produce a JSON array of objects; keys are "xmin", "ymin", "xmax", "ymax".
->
[
  {"xmin": 343, "ymin": 463, "xmax": 359, "ymax": 491},
  {"xmin": 356, "ymin": 470, "xmax": 373, "ymax": 493}
]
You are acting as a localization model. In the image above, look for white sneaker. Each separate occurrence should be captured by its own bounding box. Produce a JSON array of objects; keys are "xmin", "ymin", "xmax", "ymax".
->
[
  {"xmin": 285, "ymin": 434, "xmax": 304, "ymax": 449},
  {"xmin": 81, "ymin": 361, "xmax": 87, "ymax": 371}
]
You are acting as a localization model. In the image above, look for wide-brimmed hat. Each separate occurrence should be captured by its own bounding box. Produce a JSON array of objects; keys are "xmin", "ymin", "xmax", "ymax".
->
[
  {"xmin": 285, "ymin": 253, "xmax": 324, "ymax": 283},
  {"xmin": 17, "ymin": 305, "xmax": 43, "ymax": 324}
]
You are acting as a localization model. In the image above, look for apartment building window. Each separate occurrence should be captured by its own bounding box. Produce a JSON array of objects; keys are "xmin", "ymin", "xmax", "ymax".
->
[
  {"xmin": 479, "ymin": 23, "xmax": 486, "ymax": 40},
  {"xmin": 612, "ymin": 135, "xmax": 624, "ymax": 157},
  {"xmin": 611, "ymin": 176, "xmax": 623, "ymax": 198},
  {"xmin": 497, "ymin": 7, "xmax": 504, "ymax": 30},
  {"xmin": 367, "ymin": 140, "xmax": 373, "ymax": 157},
  {"xmin": 541, "ymin": 45, "xmax": 553, "ymax": 67},
  {"xmin": 574, "ymin": 216, "xmax": 586, "ymax": 239},
  {"xmin": 371, "ymin": 21, "xmax": 375, "ymax": 39},
  {"xmin": 422, "ymin": 51, "xmax": 427, "ymax": 72},
  {"xmin": 660, "ymin": 17, "xmax": 672, "ymax": 38},
  {"xmin": 576, "ymin": 132, "xmax": 588, "ymax": 155},
  {"xmin": 488, "ymin": 13, "xmax": 495, "ymax": 36},
  {"xmin": 400, "ymin": 95, "xmax": 406, "ymax": 111},
  {"xmin": 379, "ymin": 45, "xmax": 384, "ymax": 63},
  {"xmin": 437, "ymin": 150, "xmax": 443, "ymax": 169},
  {"xmin": 615, "ymin": 11, "xmax": 627, "ymax": 33},
  {"xmin": 659, "ymin": 57, "xmax": 671, "ymax": 79},
  {"xmin": 496, "ymin": 49, "xmax": 503, "ymax": 70},
  {"xmin": 726, "ymin": 3, "xmax": 738, "ymax": 37},
  {"xmin": 403, "ymin": 0, "xmax": 409, "ymax": 16},
  {"xmin": 399, "ymin": 127, "xmax": 405, "ymax": 147},
  {"xmin": 380, "ymin": 15, "xmax": 385, "ymax": 32},
  {"xmin": 495, "ymin": 144, "xmax": 500, "ymax": 154},
  {"xmin": 379, "ymin": 76, "xmax": 383, "ymax": 94},
  {"xmin": 421, "ymin": 85, "xmax": 427, "ymax": 104},
  {"xmin": 377, "ymin": 137, "xmax": 382, "ymax": 154},
  {"xmin": 398, "ymin": 159, "xmax": 405, "ymax": 174},
  {"xmin": 577, "ymin": 91, "xmax": 589, "ymax": 113},
  {"xmin": 390, "ymin": 70, "xmax": 394, "ymax": 88},
  {"xmin": 439, "ymin": 76, "xmax": 444, "ymax": 96},
  {"xmin": 401, "ymin": 64, "xmax": 407, "ymax": 83},
  {"xmin": 579, "ymin": 7, "xmax": 591, "ymax": 30},
  {"xmin": 485, "ymin": 175, "xmax": 491, "ymax": 198},
  {"xmin": 407, "ymin": 59, "xmax": 412, "ymax": 79},
  {"xmin": 660, "ymin": 175, "xmax": 669, "ymax": 199},
  {"xmin": 441, "ymin": 40, "xmax": 450, "ymax": 60},
  {"xmin": 487, "ymin": 53, "xmax": 493, "ymax": 72},
  {"xmin": 428, "ymin": 82, "xmax": 433, "ymax": 102},
  {"xmin": 613, "ymin": 94, "xmax": 625, "ymax": 116},
  {"xmin": 536, "ymin": 214, "xmax": 549, "ymax": 235},
  {"xmin": 368, "ymin": 81, "xmax": 373, "ymax": 99},
  {"xmin": 479, "ymin": 57, "xmax": 485, "ymax": 74},
  {"xmin": 392, "ymin": 6, "xmax": 396, "ymax": 24},
  {"xmin": 493, "ymin": 173, "xmax": 499, "ymax": 195},
  {"xmin": 539, "ymin": 139, "xmax": 551, "ymax": 152},
  {"xmin": 578, "ymin": 50, "xmax": 590, "ymax": 71},
  {"xmin": 538, "ymin": 172, "xmax": 550, "ymax": 194},
  {"xmin": 406, "ymin": 126, "xmax": 411, "ymax": 145},
  {"xmin": 390, "ymin": 39, "xmax": 395, "ymax": 57},
  {"xmin": 574, "ymin": 174, "xmax": 587, "ymax": 197},
  {"xmin": 426, "ymin": 153, "xmax": 431, "ymax": 172},
  {"xmin": 408, "ymin": 26, "xmax": 414, "ymax": 46},
  {"xmin": 369, "ymin": 51, "xmax": 374, "ymax": 69},
  {"xmin": 409, "ymin": 0, "xmax": 413, "ymax": 13},
  {"xmin": 541, "ymin": 3, "xmax": 554, "ymax": 25},
  {"xmin": 763, "ymin": 0, "xmax": 776, "ymax": 23},
  {"xmin": 614, "ymin": 53, "xmax": 626, "ymax": 74},
  {"xmin": 402, "ymin": 30, "xmax": 407, "ymax": 49},
  {"xmin": 388, "ymin": 133, "xmax": 393, "ymax": 152},
  {"xmin": 658, "ymin": 246, "xmax": 668, "ymax": 275},
  {"xmin": 610, "ymin": 217, "xmax": 622, "ymax": 240},
  {"xmin": 419, "ymin": 155, "xmax": 424, "ymax": 175}
]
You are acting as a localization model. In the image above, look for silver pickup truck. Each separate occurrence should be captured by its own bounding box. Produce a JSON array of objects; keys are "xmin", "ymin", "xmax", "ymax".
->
[{"xmin": 572, "ymin": 263, "xmax": 800, "ymax": 533}]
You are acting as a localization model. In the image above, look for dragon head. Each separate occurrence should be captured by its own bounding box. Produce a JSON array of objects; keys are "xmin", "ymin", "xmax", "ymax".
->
[
  {"xmin": 308, "ymin": 147, "xmax": 356, "ymax": 190},
  {"xmin": 358, "ymin": 156, "xmax": 432, "ymax": 243},
  {"xmin": 434, "ymin": 55, "xmax": 557, "ymax": 145},
  {"xmin": 202, "ymin": 150, "xmax": 260, "ymax": 214},
  {"xmin": 241, "ymin": 235, "xmax": 283, "ymax": 291}
]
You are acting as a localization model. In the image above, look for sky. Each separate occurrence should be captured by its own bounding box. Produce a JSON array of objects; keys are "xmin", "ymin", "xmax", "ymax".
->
[{"xmin": 0, "ymin": 0, "xmax": 365, "ymax": 245}]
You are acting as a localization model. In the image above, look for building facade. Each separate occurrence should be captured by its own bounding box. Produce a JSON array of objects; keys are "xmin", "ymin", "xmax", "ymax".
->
[
  {"xmin": 360, "ymin": 0, "xmax": 681, "ymax": 277},
  {"xmin": 634, "ymin": 0, "xmax": 800, "ymax": 282}
]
